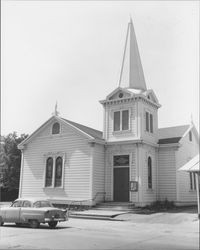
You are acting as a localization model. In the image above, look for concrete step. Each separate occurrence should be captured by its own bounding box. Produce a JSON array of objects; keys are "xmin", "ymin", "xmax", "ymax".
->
[
  {"xmin": 93, "ymin": 207, "xmax": 137, "ymax": 212},
  {"xmin": 69, "ymin": 209, "xmax": 127, "ymax": 221},
  {"xmin": 95, "ymin": 202, "xmax": 136, "ymax": 211},
  {"xmin": 69, "ymin": 214, "xmax": 123, "ymax": 221}
]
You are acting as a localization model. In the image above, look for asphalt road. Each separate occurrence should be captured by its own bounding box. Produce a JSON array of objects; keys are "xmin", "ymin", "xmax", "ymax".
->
[{"xmin": 0, "ymin": 215, "xmax": 199, "ymax": 250}]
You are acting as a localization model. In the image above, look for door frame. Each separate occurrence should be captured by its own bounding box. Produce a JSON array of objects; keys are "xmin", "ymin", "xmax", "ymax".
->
[{"xmin": 111, "ymin": 153, "xmax": 131, "ymax": 201}]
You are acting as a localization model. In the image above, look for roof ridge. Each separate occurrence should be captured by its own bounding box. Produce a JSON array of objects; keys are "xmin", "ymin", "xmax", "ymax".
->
[
  {"xmin": 158, "ymin": 124, "xmax": 189, "ymax": 130},
  {"xmin": 62, "ymin": 118, "xmax": 102, "ymax": 134}
]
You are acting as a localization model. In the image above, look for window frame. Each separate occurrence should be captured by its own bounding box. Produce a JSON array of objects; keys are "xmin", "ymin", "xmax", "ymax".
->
[
  {"xmin": 44, "ymin": 154, "xmax": 65, "ymax": 189},
  {"xmin": 146, "ymin": 112, "xmax": 149, "ymax": 132},
  {"xmin": 113, "ymin": 109, "xmax": 130, "ymax": 132},
  {"xmin": 145, "ymin": 111, "xmax": 153, "ymax": 134},
  {"xmin": 189, "ymin": 172, "xmax": 196, "ymax": 191},
  {"xmin": 147, "ymin": 156, "xmax": 153, "ymax": 189},
  {"xmin": 11, "ymin": 200, "xmax": 23, "ymax": 207},
  {"xmin": 45, "ymin": 157, "xmax": 54, "ymax": 187},
  {"xmin": 52, "ymin": 122, "xmax": 60, "ymax": 135},
  {"xmin": 22, "ymin": 200, "xmax": 32, "ymax": 207}
]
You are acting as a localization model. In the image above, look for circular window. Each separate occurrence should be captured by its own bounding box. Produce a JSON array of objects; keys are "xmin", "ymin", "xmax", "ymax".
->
[{"xmin": 119, "ymin": 93, "xmax": 123, "ymax": 98}]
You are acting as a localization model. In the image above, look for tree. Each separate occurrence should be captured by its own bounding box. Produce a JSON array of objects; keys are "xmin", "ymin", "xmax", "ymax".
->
[{"xmin": 0, "ymin": 132, "xmax": 28, "ymax": 191}]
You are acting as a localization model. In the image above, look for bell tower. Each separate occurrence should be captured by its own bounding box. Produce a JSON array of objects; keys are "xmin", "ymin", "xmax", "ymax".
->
[{"xmin": 100, "ymin": 19, "xmax": 161, "ymax": 144}]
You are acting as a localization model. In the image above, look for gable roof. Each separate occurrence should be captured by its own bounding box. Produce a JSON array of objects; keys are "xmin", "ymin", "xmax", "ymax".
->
[
  {"xmin": 61, "ymin": 118, "xmax": 103, "ymax": 141},
  {"xmin": 179, "ymin": 154, "xmax": 199, "ymax": 172},
  {"xmin": 18, "ymin": 116, "xmax": 104, "ymax": 149},
  {"xmin": 158, "ymin": 125, "xmax": 190, "ymax": 144}
]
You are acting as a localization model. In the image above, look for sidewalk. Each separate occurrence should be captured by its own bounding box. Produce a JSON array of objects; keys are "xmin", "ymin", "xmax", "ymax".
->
[{"xmin": 69, "ymin": 209, "xmax": 127, "ymax": 220}]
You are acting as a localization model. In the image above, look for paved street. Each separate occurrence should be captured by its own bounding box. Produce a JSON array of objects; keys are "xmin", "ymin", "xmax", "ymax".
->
[{"xmin": 0, "ymin": 211, "xmax": 199, "ymax": 250}]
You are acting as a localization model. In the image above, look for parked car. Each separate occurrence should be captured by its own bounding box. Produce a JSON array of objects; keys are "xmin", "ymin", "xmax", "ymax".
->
[{"xmin": 0, "ymin": 198, "xmax": 68, "ymax": 229}]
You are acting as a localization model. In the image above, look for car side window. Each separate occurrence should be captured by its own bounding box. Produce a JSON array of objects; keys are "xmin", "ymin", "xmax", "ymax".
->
[
  {"xmin": 33, "ymin": 201, "xmax": 41, "ymax": 208},
  {"xmin": 11, "ymin": 201, "xmax": 23, "ymax": 207},
  {"xmin": 23, "ymin": 201, "xmax": 32, "ymax": 207},
  {"xmin": 40, "ymin": 201, "xmax": 52, "ymax": 207}
]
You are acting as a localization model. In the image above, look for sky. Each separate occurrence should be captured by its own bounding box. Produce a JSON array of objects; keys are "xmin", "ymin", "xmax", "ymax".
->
[{"xmin": 1, "ymin": 0, "xmax": 199, "ymax": 136}]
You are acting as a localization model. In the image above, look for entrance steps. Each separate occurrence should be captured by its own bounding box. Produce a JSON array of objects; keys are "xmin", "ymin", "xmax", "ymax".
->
[
  {"xmin": 94, "ymin": 202, "xmax": 138, "ymax": 212},
  {"xmin": 69, "ymin": 202, "xmax": 140, "ymax": 220}
]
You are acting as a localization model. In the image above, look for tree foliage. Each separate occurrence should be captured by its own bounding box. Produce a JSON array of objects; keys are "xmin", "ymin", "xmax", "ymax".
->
[{"xmin": 0, "ymin": 132, "xmax": 28, "ymax": 190}]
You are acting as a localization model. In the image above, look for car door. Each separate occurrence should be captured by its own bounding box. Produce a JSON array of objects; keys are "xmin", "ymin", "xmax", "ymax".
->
[
  {"xmin": 20, "ymin": 200, "xmax": 32, "ymax": 223},
  {"xmin": 5, "ymin": 200, "xmax": 22, "ymax": 223}
]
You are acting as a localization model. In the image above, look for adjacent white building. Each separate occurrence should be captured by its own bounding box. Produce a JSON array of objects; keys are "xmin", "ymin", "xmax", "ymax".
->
[{"xmin": 18, "ymin": 19, "xmax": 199, "ymax": 207}]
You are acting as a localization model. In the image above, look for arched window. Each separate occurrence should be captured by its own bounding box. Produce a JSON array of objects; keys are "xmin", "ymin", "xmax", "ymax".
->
[
  {"xmin": 52, "ymin": 122, "xmax": 60, "ymax": 134},
  {"xmin": 54, "ymin": 157, "xmax": 63, "ymax": 187},
  {"xmin": 45, "ymin": 157, "xmax": 53, "ymax": 187},
  {"xmin": 148, "ymin": 156, "xmax": 152, "ymax": 189}
]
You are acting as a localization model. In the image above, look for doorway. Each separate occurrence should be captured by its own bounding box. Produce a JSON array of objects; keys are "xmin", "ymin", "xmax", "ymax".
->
[{"xmin": 113, "ymin": 167, "xmax": 129, "ymax": 202}]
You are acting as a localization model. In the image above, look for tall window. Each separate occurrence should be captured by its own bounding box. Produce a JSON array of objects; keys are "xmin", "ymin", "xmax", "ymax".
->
[
  {"xmin": 52, "ymin": 122, "xmax": 60, "ymax": 134},
  {"xmin": 113, "ymin": 110, "xmax": 129, "ymax": 132},
  {"xmin": 150, "ymin": 114, "xmax": 153, "ymax": 133},
  {"xmin": 146, "ymin": 112, "xmax": 149, "ymax": 132},
  {"xmin": 146, "ymin": 111, "xmax": 153, "ymax": 133},
  {"xmin": 114, "ymin": 111, "xmax": 120, "ymax": 131},
  {"xmin": 148, "ymin": 157, "xmax": 152, "ymax": 189},
  {"xmin": 55, "ymin": 157, "xmax": 63, "ymax": 187},
  {"xmin": 45, "ymin": 156, "xmax": 63, "ymax": 188},
  {"xmin": 189, "ymin": 131, "xmax": 192, "ymax": 141},
  {"xmin": 189, "ymin": 172, "xmax": 196, "ymax": 190},
  {"xmin": 45, "ymin": 157, "xmax": 53, "ymax": 187}
]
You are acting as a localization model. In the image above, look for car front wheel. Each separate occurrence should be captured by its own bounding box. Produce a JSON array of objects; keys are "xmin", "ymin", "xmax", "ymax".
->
[
  {"xmin": 29, "ymin": 220, "xmax": 40, "ymax": 228},
  {"xmin": 48, "ymin": 221, "xmax": 58, "ymax": 229}
]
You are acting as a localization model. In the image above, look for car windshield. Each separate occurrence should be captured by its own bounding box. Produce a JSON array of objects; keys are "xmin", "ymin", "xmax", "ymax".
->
[{"xmin": 33, "ymin": 201, "xmax": 53, "ymax": 208}]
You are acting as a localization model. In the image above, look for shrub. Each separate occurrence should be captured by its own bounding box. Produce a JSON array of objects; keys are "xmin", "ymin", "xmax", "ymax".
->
[{"xmin": 148, "ymin": 199, "xmax": 175, "ymax": 211}]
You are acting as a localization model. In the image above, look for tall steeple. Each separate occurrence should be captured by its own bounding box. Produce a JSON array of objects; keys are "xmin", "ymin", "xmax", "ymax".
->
[{"xmin": 119, "ymin": 18, "xmax": 147, "ymax": 91}]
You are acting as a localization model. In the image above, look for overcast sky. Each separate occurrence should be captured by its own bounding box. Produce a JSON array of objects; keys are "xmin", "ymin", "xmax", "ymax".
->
[{"xmin": 1, "ymin": 0, "xmax": 199, "ymax": 136}]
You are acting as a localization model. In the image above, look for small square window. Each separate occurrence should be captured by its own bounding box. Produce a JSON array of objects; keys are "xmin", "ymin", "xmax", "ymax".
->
[
  {"xmin": 114, "ymin": 111, "xmax": 120, "ymax": 131},
  {"xmin": 122, "ymin": 110, "xmax": 129, "ymax": 130},
  {"xmin": 113, "ymin": 110, "xmax": 129, "ymax": 132}
]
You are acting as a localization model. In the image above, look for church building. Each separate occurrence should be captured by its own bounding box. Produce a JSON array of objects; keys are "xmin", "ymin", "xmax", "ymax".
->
[{"xmin": 18, "ymin": 19, "xmax": 199, "ymax": 207}]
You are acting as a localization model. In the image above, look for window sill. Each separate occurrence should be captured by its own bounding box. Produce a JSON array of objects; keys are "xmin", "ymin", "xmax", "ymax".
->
[
  {"xmin": 43, "ymin": 187, "xmax": 64, "ymax": 189},
  {"xmin": 113, "ymin": 129, "xmax": 131, "ymax": 135},
  {"xmin": 145, "ymin": 130, "xmax": 154, "ymax": 134}
]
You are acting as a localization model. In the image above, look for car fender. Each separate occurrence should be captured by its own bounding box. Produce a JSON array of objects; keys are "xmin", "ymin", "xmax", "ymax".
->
[{"xmin": 20, "ymin": 208, "xmax": 45, "ymax": 223}]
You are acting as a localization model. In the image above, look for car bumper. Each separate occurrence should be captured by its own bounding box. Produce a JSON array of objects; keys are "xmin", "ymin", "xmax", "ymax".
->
[{"xmin": 44, "ymin": 218, "xmax": 67, "ymax": 222}]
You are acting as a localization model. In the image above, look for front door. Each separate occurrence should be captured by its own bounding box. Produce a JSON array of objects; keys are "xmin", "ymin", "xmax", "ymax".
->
[{"xmin": 114, "ymin": 167, "xmax": 129, "ymax": 202}]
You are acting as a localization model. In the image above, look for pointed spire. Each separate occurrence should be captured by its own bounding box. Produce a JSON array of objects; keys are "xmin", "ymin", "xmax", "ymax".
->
[
  {"xmin": 52, "ymin": 101, "xmax": 60, "ymax": 116},
  {"xmin": 119, "ymin": 18, "xmax": 147, "ymax": 91}
]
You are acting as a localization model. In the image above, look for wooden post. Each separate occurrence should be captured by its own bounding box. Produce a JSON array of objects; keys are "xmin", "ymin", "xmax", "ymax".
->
[{"xmin": 195, "ymin": 172, "xmax": 200, "ymax": 219}]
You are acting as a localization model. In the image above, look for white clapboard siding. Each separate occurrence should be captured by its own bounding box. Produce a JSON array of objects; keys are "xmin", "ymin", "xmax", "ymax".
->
[
  {"xmin": 158, "ymin": 147, "xmax": 177, "ymax": 201},
  {"xmin": 92, "ymin": 144, "xmax": 105, "ymax": 203},
  {"xmin": 105, "ymin": 147, "xmax": 112, "ymax": 201},
  {"xmin": 20, "ymin": 120, "xmax": 93, "ymax": 202},
  {"xmin": 176, "ymin": 129, "xmax": 199, "ymax": 203},
  {"xmin": 141, "ymin": 145, "xmax": 157, "ymax": 203},
  {"xmin": 130, "ymin": 147, "xmax": 137, "ymax": 202}
]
